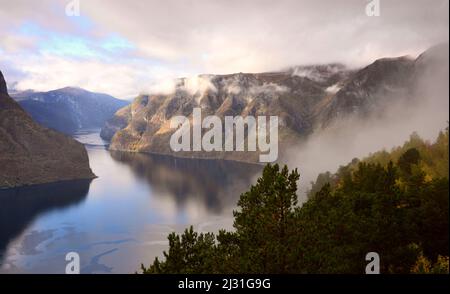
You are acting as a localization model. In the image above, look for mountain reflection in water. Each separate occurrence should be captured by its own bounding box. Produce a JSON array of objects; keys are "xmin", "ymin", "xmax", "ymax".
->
[
  {"xmin": 0, "ymin": 130, "xmax": 262, "ymax": 273},
  {"xmin": 110, "ymin": 151, "xmax": 262, "ymax": 214},
  {"xmin": 0, "ymin": 180, "xmax": 92, "ymax": 262}
]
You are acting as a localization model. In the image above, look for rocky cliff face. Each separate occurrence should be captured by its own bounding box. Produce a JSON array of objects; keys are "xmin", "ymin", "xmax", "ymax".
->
[
  {"xmin": 103, "ymin": 70, "xmax": 336, "ymax": 162},
  {"xmin": 317, "ymin": 56, "xmax": 415, "ymax": 126},
  {"xmin": 12, "ymin": 87, "xmax": 129, "ymax": 134},
  {"xmin": 318, "ymin": 43, "xmax": 449, "ymax": 127},
  {"xmin": 100, "ymin": 104, "xmax": 132, "ymax": 141},
  {"xmin": 0, "ymin": 72, "xmax": 7, "ymax": 95},
  {"xmin": 103, "ymin": 45, "xmax": 448, "ymax": 163},
  {"xmin": 0, "ymin": 71, "xmax": 96, "ymax": 189}
]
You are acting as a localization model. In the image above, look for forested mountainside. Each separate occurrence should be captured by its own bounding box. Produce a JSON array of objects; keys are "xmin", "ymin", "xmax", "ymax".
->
[{"xmin": 141, "ymin": 129, "xmax": 449, "ymax": 274}]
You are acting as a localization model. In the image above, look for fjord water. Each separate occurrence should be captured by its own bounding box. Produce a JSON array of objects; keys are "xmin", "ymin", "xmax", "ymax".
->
[{"xmin": 0, "ymin": 129, "xmax": 261, "ymax": 273}]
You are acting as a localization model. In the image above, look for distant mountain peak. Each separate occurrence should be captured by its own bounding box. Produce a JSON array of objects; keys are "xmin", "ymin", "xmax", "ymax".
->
[
  {"xmin": 11, "ymin": 86, "xmax": 129, "ymax": 134},
  {"xmin": 51, "ymin": 86, "xmax": 89, "ymax": 95}
]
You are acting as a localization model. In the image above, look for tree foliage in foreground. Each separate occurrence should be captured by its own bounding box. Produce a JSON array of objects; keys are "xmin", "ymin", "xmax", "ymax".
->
[{"xmin": 141, "ymin": 132, "xmax": 449, "ymax": 274}]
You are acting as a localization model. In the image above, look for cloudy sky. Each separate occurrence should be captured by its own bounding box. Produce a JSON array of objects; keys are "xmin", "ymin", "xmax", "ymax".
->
[{"xmin": 0, "ymin": 0, "xmax": 448, "ymax": 98}]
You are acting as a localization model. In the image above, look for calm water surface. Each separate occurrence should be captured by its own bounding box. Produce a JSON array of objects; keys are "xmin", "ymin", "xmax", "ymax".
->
[{"xmin": 0, "ymin": 129, "xmax": 261, "ymax": 273}]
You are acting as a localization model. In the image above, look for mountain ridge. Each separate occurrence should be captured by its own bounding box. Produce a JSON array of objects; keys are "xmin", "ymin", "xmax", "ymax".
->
[
  {"xmin": 101, "ymin": 44, "xmax": 449, "ymax": 163},
  {"xmin": 12, "ymin": 87, "xmax": 129, "ymax": 134},
  {"xmin": 0, "ymin": 70, "xmax": 96, "ymax": 189}
]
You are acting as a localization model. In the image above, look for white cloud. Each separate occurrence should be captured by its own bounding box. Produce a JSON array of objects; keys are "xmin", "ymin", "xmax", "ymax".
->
[
  {"xmin": 183, "ymin": 75, "xmax": 217, "ymax": 96},
  {"xmin": 0, "ymin": 52, "xmax": 177, "ymax": 99},
  {"xmin": 0, "ymin": 35, "xmax": 37, "ymax": 53},
  {"xmin": 81, "ymin": 0, "xmax": 449, "ymax": 72},
  {"xmin": 249, "ymin": 83, "xmax": 289, "ymax": 95},
  {"xmin": 0, "ymin": 0, "xmax": 448, "ymax": 97},
  {"xmin": 325, "ymin": 84, "xmax": 341, "ymax": 94}
]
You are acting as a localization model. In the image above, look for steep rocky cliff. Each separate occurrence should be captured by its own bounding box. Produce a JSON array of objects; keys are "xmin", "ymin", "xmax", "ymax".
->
[
  {"xmin": 0, "ymin": 71, "xmax": 96, "ymax": 189},
  {"xmin": 102, "ymin": 45, "xmax": 448, "ymax": 163}
]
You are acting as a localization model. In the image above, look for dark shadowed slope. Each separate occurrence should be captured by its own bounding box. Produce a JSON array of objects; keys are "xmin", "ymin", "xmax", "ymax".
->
[{"xmin": 0, "ymin": 70, "xmax": 95, "ymax": 189}]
